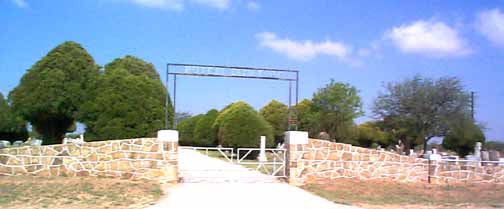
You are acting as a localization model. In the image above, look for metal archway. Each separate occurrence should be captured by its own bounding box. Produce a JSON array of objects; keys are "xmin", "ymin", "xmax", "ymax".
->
[{"xmin": 164, "ymin": 63, "xmax": 299, "ymax": 130}]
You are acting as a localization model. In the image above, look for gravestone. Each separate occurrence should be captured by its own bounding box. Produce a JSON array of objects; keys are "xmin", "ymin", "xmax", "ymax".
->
[
  {"xmin": 489, "ymin": 150, "xmax": 501, "ymax": 161},
  {"xmin": 481, "ymin": 151, "xmax": 490, "ymax": 161},
  {"xmin": 475, "ymin": 142, "xmax": 482, "ymax": 160},
  {"xmin": 13, "ymin": 140, "xmax": 23, "ymax": 147},
  {"xmin": 258, "ymin": 136, "xmax": 267, "ymax": 162},
  {"xmin": 0, "ymin": 140, "xmax": 10, "ymax": 149}
]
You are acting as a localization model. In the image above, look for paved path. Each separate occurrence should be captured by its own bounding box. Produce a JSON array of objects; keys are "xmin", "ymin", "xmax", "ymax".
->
[{"xmin": 148, "ymin": 148, "xmax": 361, "ymax": 209}]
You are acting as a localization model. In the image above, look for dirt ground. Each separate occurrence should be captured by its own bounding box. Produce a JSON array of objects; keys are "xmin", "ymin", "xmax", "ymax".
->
[
  {"xmin": 0, "ymin": 176, "xmax": 163, "ymax": 209},
  {"xmin": 302, "ymin": 179, "xmax": 504, "ymax": 209}
]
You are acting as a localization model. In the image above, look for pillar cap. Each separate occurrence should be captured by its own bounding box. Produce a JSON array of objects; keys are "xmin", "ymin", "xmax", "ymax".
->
[
  {"xmin": 157, "ymin": 130, "xmax": 179, "ymax": 142},
  {"xmin": 285, "ymin": 131, "xmax": 308, "ymax": 145}
]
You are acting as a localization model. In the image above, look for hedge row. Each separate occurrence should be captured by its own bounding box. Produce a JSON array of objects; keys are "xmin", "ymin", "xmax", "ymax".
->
[{"xmin": 178, "ymin": 101, "xmax": 275, "ymax": 148}]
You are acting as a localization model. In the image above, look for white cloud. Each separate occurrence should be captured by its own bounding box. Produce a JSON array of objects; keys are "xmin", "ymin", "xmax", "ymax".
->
[
  {"xmin": 386, "ymin": 20, "xmax": 471, "ymax": 56},
  {"xmin": 246, "ymin": 1, "xmax": 259, "ymax": 11},
  {"xmin": 476, "ymin": 8, "xmax": 504, "ymax": 47},
  {"xmin": 11, "ymin": 0, "xmax": 28, "ymax": 8},
  {"xmin": 256, "ymin": 32, "xmax": 351, "ymax": 62},
  {"xmin": 192, "ymin": 0, "xmax": 230, "ymax": 10},
  {"xmin": 126, "ymin": 0, "xmax": 230, "ymax": 10},
  {"xmin": 129, "ymin": 0, "xmax": 184, "ymax": 10}
]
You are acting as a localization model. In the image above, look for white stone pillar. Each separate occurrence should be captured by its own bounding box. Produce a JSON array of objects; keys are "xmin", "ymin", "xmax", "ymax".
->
[
  {"xmin": 157, "ymin": 130, "xmax": 179, "ymax": 152},
  {"xmin": 285, "ymin": 131, "xmax": 309, "ymax": 186},
  {"xmin": 258, "ymin": 136, "xmax": 267, "ymax": 162}
]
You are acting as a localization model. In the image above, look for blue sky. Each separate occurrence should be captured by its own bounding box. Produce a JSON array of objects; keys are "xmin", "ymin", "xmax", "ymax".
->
[{"xmin": 1, "ymin": 0, "xmax": 504, "ymax": 141}]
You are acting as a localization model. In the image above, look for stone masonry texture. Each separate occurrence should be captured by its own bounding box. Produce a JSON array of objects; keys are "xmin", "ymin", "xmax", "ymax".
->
[
  {"xmin": 0, "ymin": 138, "xmax": 178, "ymax": 183},
  {"xmin": 288, "ymin": 139, "xmax": 504, "ymax": 185}
]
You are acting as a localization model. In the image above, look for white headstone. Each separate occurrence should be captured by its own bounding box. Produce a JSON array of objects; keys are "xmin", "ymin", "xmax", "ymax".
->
[
  {"xmin": 409, "ymin": 149, "xmax": 415, "ymax": 156},
  {"xmin": 475, "ymin": 142, "xmax": 482, "ymax": 159},
  {"xmin": 258, "ymin": 136, "xmax": 267, "ymax": 162}
]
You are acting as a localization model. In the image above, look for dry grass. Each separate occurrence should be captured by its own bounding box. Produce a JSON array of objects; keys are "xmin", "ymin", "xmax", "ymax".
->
[
  {"xmin": 302, "ymin": 179, "xmax": 504, "ymax": 209},
  {"xmin": 0, "ymin": 176, "xmax": 163, "ymax": 209}
]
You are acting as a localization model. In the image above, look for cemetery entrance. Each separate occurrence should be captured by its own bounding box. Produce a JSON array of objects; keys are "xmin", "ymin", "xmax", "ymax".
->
[{"xmin": 164, "ymin": 63, "xmax": 298, "ymax": 183}]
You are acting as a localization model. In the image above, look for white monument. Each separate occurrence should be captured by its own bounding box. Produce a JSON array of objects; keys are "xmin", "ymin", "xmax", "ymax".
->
[
  {"xmin": 475, "ymin": 142, "xmax": 482, "ymax": 160},
  {"xmin": 258, "ymin": 136, "xmax": 267, "ymax": 162}
]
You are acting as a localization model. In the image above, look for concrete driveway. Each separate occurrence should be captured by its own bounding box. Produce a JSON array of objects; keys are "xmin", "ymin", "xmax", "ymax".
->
[{"xmin": 148, "ymin": 148, "xmax": 361, "ymax": 209}]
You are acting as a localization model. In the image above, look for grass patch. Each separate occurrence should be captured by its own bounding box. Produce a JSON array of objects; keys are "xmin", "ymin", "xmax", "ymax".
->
[
  {"xmin": 302, "ymin": 179, "xmax": 504, "ymax": 209},
  {"xmin": 0, "ymin": 176, "xmax": 163, "ymax": 209}
]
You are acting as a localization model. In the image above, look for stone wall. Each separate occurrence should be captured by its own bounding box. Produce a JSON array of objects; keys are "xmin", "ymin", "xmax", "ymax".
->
[
  {"xmin": 288, "ymin": 139, "xmax": 504, "ymax": 185},
  {"xmin": 0, "ymin": 138, "xmax": 178, "ymax": 183}
]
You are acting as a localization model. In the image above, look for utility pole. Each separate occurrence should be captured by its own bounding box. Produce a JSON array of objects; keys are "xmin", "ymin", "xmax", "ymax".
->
[{"xmin": 471, "ymin": 91, "xmax": 475, "ymax": 120}]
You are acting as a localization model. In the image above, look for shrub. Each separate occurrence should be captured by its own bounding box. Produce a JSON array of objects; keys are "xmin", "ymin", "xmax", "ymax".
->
[
  {"xmin": 193, "ymin": 109, "xmax": 219, "ymax": 147},
  {"xmin": 259, "ymin": 100, "xmax": 288, "ymax": 145},
  {"xmin": 215, "ymin": 101, "xmax": 274, "ymax": 149},
  {"xmin": 0, "ymin": 92, "xmax": 28, "ymax": 143},
  {"xmin": 177, "ymin": 115, "xmax": 203, "ymax": 146}
]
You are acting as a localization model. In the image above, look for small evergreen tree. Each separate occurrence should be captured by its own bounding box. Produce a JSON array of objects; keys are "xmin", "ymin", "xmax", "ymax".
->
[
  {"xmin": 215, "ymin": 101, "xmax": 274, "ymax": 149},
  {"xmin": 9, "ymin": 41, "xmax": 99, "ymax": 144},
  {"xmin": 79, "ymin": 56, "xmax": 173, "ymax": 141},
  {"xmin": 260, "ymin": 100, "xmax": 288, "ymax": 145}
]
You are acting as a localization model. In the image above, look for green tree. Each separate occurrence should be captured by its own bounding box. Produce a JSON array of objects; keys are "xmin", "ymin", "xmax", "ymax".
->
[
  {"xmin": 442, "ymin": 115, "xmax": 485, "ymax": 157},
  {"xmin": 9, "ymin": 41, "xmax": 99, "ymax": 144},
  {"xmin": 311, "ymin": 80, "xmax": 363, "ymax": 142},
  {"xmin": 0, "ymin": 93, "xmax": 28, "ymax": 142},
  {"xmin": 356, "ymin": 122, "xmax": 390, "ymax": 148},
  {"xmin": 260, "ymin": 100, "xmax": 288, "ymax": 145},
  {"xmin": 105, "ymin": 55, "xmax": 160, "ymax": 80},
  {"xmin": 294, "ymin": 99, "xmax": 312, "ymax": 130},
  {"xmin": 193, "ymin": 109, "xmax": 219, "ymax": 147},
  {"xmin": 79, "ymin": 56, "xmax": 173, "ymax": 141},
  {"xmin": 177, "ymin": 114, "xmax": 203, "ymax": 146},
  {"xmin": 215, "ymin": 101, "xmax": 274, "ymax": 149},
  {"xmin": 373, "ymin": 75, "xmax": 471, "ymax": 153},
  {"xmin": 485, "ymin": 141, "xmax": 504, "ymax": 153}
]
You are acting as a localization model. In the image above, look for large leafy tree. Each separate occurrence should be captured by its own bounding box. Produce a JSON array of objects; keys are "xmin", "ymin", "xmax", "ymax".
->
[
  {"xmin": 310, "ymin": 80, "xmax": 363, "ymax": 142},
  {"xmin": 0, "ymin": 93, "xmax": 28, "ymax": 142},
  {"xmin": 193, "ymin": 109, "xmax": 219, "ymax": 147},
  {"xmin": 259, "ymin": 100, "xmax": 288, "ymax": 144},
  {"xmin": 373, "ymin": 75, "xmax": 471, "ymax": 153},
  {"xmin": 442, "ymin": 114, "xmax": 485, "ymax": 157},
  {"xmin": 356, "ymin": 121, "xmax": 391, "ymax": 148},
  {"xmin": 178, "ymin": 114, "xmax": 203, "ymax": 146},
  {"xmin": 9, "ymin": 41, "xmax": 99, "ymax": 144},
  {"xmin": 79, "ymin": 56, "xmax": 173, "ymax": 141}
]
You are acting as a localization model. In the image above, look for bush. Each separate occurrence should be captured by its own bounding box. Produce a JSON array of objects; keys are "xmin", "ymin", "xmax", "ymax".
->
[
  {"xmin": 442, "ymin": 116, "xmax": 485, "ymax": 157},
  {"xmin": 259, "ymin": 100, "xmax": 288, "ymax": 145},
  {"xmin": 193, "ymin": 109, "xmax": 219, "ymax": 147},
  {"xmin": 177, "ymin": 115, "xmax": 203, "ymax": 146},
  {"xmin": 215, "ymin": 101, "xmax": 274, "ymax": 149},
  {"xmin": 0, "ymin": 93, "xmax": 28, "ymax": 143},
  {"xmin": 356, "ymin": 122, "xmax": 390, "ymax": 148}
]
